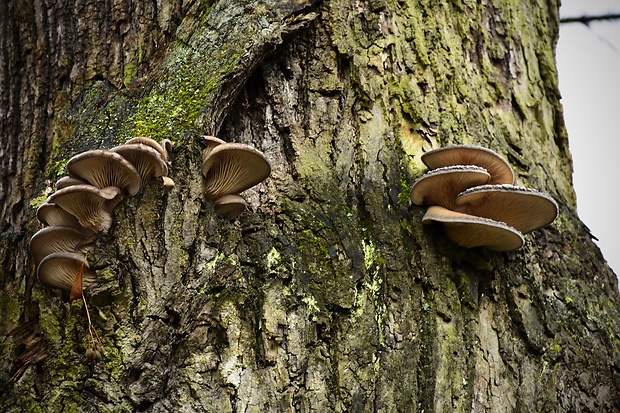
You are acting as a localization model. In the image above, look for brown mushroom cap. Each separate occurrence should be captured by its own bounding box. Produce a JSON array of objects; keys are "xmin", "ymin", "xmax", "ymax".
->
[
  {"xmin": 410, "ymin": 165, "xmax": 490, "ymax": 210},
  {"xmin": 160, "ymin": 139, "xmax": 173, "ymax": 161},
  {"xmin": 48, "ymin": 185, "xmax": 121, "ymax": 233},
  {"xmin": 37, "ymin": 251, "xmax": 97, "ymax": 291},
  {"xmin": 162, "ymin": 176, "xmax": 175, "ymax": 193},
  {"xmin": 213, "ymin": 194, "xmax": 247, "ymax": 220},
  {"xmin": 56, "ymin": 176, "xmax": 87, "ymax": 190},
  {"xmin": 455, "ymin": 184, "xmax": 558, "ymax": 234},
  {"xmin": 125, "ymin": 137, "xmax": 169, "ymax": 162},
  {"xmin": 29, "ymin": 225, "xmax": 95, "ymax": 266},
  {"xmin": 201, "ymin": 136, "xmax": 227, "ymax": 163},
  {"xmin": 421, "ymin": 145, "xmax": 514, "ymax": 185},
  {"xmin": 36, "ymin": 203, "xmax": 96, "ymax": 236},
  {"xmin": 202, "ymin": 143, "xmax": 271, "ymax": 200},
  {"xmin": 66, "ymin": 150, "xmax": 141, "ymax": 196},
  {"xmin": 110, "ymin": 144, "xmax": 168, "ymax": 189},
  {"xmin": 422, "ymin": 205, "xmax": 524, "ymax": 251}
]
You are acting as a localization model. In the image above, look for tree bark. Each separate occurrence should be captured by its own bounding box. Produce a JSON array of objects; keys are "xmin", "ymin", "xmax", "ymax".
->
[{"xmin": 1, "ymin": 0, "xmax": 619, "ymax": 411}]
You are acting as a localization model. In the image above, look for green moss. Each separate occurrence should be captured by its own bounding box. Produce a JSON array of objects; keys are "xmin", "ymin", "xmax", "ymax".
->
[
  {"xmin": 398, "ymin": 175, "xmax": 411, "ymax": 207},
  {"xmin": 29, "ymin": 195, "xmax": 47, "ymax": 210},
  {"xmin": 48, "ymin": 159, "xmax": 68, "ymax": 180},
  {"xmin": 123, "ymin": 63, "xmax": 138, "ymax": 87}
]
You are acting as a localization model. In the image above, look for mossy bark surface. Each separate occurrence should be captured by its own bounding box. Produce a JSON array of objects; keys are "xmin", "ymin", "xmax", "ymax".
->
[{"xmin": 1, "ymin": 0, "xmax": 619, "ymax": 411}]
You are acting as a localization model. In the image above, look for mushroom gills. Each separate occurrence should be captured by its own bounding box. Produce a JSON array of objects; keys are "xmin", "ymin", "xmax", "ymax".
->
[
  {"xmin": 213, "ymin": 194, "xmax": 247, "ymax": 219},
  {"xmin": 422, "ymin": 205, "xmax": 524, "ymax": 251},
  {"xmin": 37, "ymin": 252, "xmax": 97, "ymax": 291},
  {"xmin": 410, "ymin": 165, "xmax": 490, "ymax": 210},
  {"xmin": 456, "ymin": 184, "xmax": 558, "ymax": 234}
]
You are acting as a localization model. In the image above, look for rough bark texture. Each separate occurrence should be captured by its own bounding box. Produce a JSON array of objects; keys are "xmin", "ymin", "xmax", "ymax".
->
[{"xmin": 1, "ymin": 0, "xmax": 619, "ymax": 412}]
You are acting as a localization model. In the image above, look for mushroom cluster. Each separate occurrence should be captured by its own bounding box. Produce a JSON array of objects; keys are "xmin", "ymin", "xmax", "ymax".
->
[
  {"xmin": 410, "ymin": 145, "xmax": 558, "ymax": 251},
  {"xmin": 201, "ymin": 136, "xmax": 271, "ymax": 219},
  {"xmin": 30, "ymin": 137, "xmax": 174, "ymax": 292}
]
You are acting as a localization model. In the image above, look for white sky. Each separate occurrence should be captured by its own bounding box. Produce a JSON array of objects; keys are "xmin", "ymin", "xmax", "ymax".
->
[{"xmin": 556, "ymin": 0, "xmax": 620, "ymax": 279}]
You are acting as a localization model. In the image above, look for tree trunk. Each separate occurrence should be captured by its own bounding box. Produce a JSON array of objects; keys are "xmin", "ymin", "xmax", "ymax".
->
[{"xmin": 1, "ymin": 0, "xmax": 619, "ymax": 411}]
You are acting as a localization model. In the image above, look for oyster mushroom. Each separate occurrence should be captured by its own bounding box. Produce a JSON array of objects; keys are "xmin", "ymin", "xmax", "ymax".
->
[
  {"xmin": 37, "ymin": 251, "xmax": 97, "ymax": 291},
  {"xmin": 36, "ymin": 202, "xmax": 96, "ymax": 236},
  {"xmin": 201, "ymin": 136, "xmax": 226, "ymax": 163},
  {"xmin": 124, "ymin": 137, "xmax": 170, "ymax": 162},
  {"xmin": 110, "ymin": 143, "xmax": 168, "ymax": 190},
  {"xmin": 422, "ymin": 145, "xmax": 514, "ymax": 185},
  {"xmin": 410, "ymin": 165, "xmax": 490, "ymax": 211},
  {"xmin": 213, "ymin": 194, "xmax": 247, "ymax": 220},
  {"xmin": 66, "ymin": 150, "xmax": 141, "ymax": 196},
  {"xmin": 29, "ymin": 225, "xmax": 95, "ymax": 266},
  {"xmin": 202, "ymin": 143, "xmax": 271, "ymax": 200},
  {"xmin": 48, "ymin": 185, "xmax": 122, "ymax": 233},
  {"xmin": 455, "ymin": 184, "xmax": 558, "ymax": 234},
  {"xmin": 422, "ymin": 205, "xmax": 524, "ymax": 251}
]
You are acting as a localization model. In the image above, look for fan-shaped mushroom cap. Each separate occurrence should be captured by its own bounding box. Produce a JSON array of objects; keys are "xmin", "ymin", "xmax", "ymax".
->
[
  {"xmin": 422, "ymin": 205, "xmax": 524, "ymax": 251},
  {"xmin": 67, "ymin": 150, "xmax": 141, "ymax": 196},
  {"xmin": 125, "ymin": 137, "xmax": 170, "ymax": 162},
  {"xmin": 29, "ymin": 225, "xmax": 95, "ymax": 265},
  {"xmin": 110, "ymin": 144, "xmax": 168, "ymax": 189},
  {"xmin": 201, "ymin": 136, "xmax": 227, "ymax": 163},
  {"xmin": 162, "ymin": 176, "xmax": 175, "ymax": 193},
  {"xmin": 410, "ymin": 165, "xmax": 490, "ymax": 210},
  {"xmin": 56, "ymin": 176, "xmax": 87, "ymax": 190},
  {"xmin": 422, "ymin": 145, "xmax": 514, "ymax": 185},
  {"xmin": 455, "ymin": 184, "xmax": 558, "ymax": 234},
  {"xmin": 48, "ymin": 185, "xmax": 121, "ymax": 233},
  {"xmin": 37, "ymin": 252, "xmax": 97, "ymax": 290},
  {"xmin": 213, "ymin": 194, "xmax": 247, "ymax": 220},
  {"xmin": 202, "ymin": 143, "xmax": 271, "ymax": 200},
  {"xmin": 36, "ymin": 203, "xmax": 96, "ymax": 236}
]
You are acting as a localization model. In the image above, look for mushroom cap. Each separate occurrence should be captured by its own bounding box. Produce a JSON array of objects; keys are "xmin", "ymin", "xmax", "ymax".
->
[
  {"xmin": 410, "ymin": 165, "xmax": 490, "ymax": 210},
  {"xmin": 48, "ymin": 185, "xmax": 121, "ymax": 233},
  {"xmin": 202, "ymin": 143, "xmax": 271, "ymax": 200},
  {"xmin": 421, "ymin": 145, "xmax": 514, "ymax": 185},
  {"xmin": 66, "ymin": 150, "xmax": 141, "ymax": 196},
  {"xmin": 56, "ymin": 176, "xmax": 87, "ymax": 190},
  {"xmin": 110, "ymin": 143, "xmax": 168, "ymax": 189},
  {"xmin": 36, "ymin": 202, "xmax": 96, "ymax": 236},
  {"xmin": 201, "ymin": 136, "xmax": 227, "ymax": 163},
  {"xmin": 162, "ymin": 176, "xmax": 175, "ymax": 193},
  {"xmin": 213, "ymin": 194, "xmax": 247, "ymax": 220},
  {"xmin": 37, "ymin": 251, "xmax": 97, "ymax": 291},
  {"xmin": 125, "ymin": 137, "xmax": 169, "ymax": 162},
  {"xmin": 29, "ymin": 225, "xmax": 95, "ymax": 266},
  {"xmin": 160, "ymin": 139, "xmax": 173, "ymax": 161},
  {"xmin": 455, "ymin": 184, "xmax": 558, "ymax": 234},
  {"xmin": 422, "ymin": 205, "xmax": 524, "ymax": 251}
]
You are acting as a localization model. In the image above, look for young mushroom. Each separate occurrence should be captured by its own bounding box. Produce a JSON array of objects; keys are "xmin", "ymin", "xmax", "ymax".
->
[
  {"xmin": 213, "ymin": 194, "xmax": 248, "ymax": 220},
  {"xmin": 410, "ymin": 165, "xmax": 490, "ymax": 211},
  {"xmin": 422, "ymin": 145, "xmax": 514, "ymax": 185},
  {"xmin": 37, "ymin": 251, "xmax": 97, "ymax": 291},
  {"xmin": 422, "ymin": 205, "xmax": 524, "ymax": 251},
  {"xmin": 47, "ymin": 185, "xmax": 122, "ymax": 234},
  {"xmin": 66, "ymin": 150, "xmax": 142, "ymax": 196},
  {"xmin": 29, "ymin": 226, "xmax": 95, "ymax": 266},
  {"xmin": 455, "ymin": 184, "xmax": 558, "ymax": 234},
  {"xmin": 202, "ymin": 143, "xmax": 271, "ymax": 200},
  {"xmin": 201, "ymin": 136, "xmax": 226, "ymax": 163}
]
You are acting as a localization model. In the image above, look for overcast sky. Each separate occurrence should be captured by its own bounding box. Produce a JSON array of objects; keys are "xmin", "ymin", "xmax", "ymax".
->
[{"xmin": 556, "ymin": 0, "xmax": 620, "ymax": 280}]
